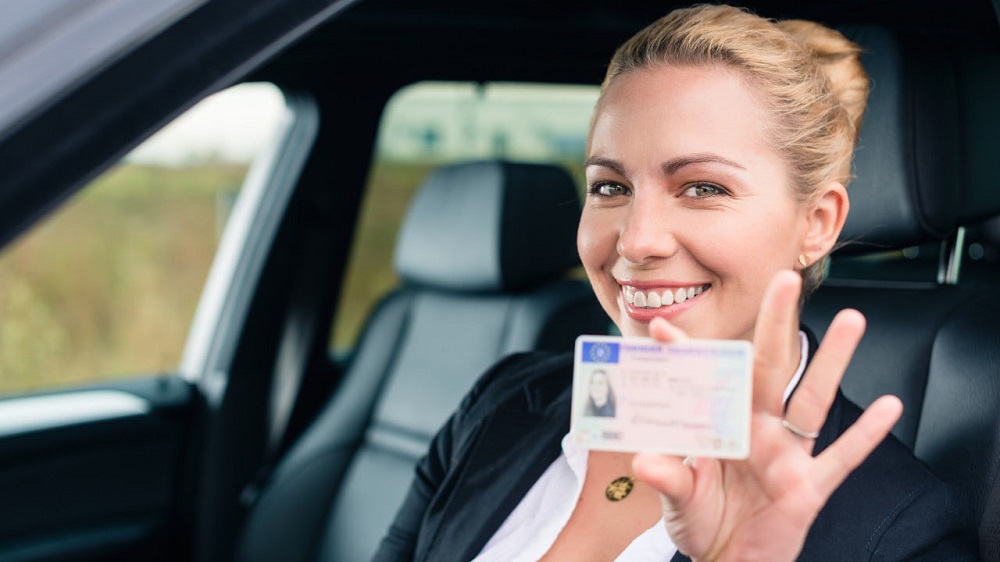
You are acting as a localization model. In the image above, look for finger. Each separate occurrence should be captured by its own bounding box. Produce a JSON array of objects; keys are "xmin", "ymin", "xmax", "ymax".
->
[
  {"xmin": 649, "ymin": 317, "xmax": 689, "ymax": 343},
  {"xmin": 632, "ymin": 452, "xmax": 694, "ymax": 506},
  {"xmin": 784, "ymin": 309, "xmax": 866, "ymax": 445},
  {"xmin": 635, "ymin": 454, "xmax": 722, "ymax": 557},
  {"xmin": 813, "ymin": 395, "xmax": 903, "ymax": 497},
  {"xmin": 753, "ymin": 271, "xmax": 803, "ymax": 414}
]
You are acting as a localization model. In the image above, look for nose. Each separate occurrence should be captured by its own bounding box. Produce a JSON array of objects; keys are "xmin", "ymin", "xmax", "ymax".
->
[{"xmin": 616, "ymin": 195, "xmax": 679, "ymax": 265}]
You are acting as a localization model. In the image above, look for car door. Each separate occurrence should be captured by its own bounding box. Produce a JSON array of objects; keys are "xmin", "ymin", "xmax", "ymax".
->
[
  {"xmin": 0, "ymin": 1, "xmax": 349, "ymax": 560},
  {"xmin": 0, "ymin": 83, "xmax": 317, "ymax": 561}
]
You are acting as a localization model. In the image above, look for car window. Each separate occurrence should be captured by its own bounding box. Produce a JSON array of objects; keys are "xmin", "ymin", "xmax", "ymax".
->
[
  {"xmin": 0, "ymin": 83, "xmax": 285, "ymax": 394},
  {"xmin": 331, "ymin": 81, "xmax": 599, "ymax": 353}
]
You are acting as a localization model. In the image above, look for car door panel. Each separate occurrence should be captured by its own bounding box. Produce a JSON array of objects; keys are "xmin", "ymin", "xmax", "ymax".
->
[{"xmin": 0, "ymin": 375, "xmax": 194, "ymax": 561}]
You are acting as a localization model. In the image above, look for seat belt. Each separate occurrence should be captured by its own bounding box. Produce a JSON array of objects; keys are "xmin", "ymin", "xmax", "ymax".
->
[{"xmin": 241, "ymin": 226, "xmax": 333, "ymax": 507}]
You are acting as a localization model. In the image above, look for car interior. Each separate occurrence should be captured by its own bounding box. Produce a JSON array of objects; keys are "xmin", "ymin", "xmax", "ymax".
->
[
  {"xmin": 802, "ymin": 22, "xmax": 1000, "ymax": 555},
  {"xmin": 0, "ymin": 1, "xmax": 997, "ymax": 561},
  {"xmin": 237, "ymin": 160, "xmax": 609, "ymax": 561}
]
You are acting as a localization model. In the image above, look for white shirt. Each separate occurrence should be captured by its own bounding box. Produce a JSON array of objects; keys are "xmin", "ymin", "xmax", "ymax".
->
[{"xmin": 473, "ymin": 331, "xmax": 809, "ymax": 561}]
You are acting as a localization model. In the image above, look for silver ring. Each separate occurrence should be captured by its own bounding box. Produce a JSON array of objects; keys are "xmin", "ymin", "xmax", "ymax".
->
[{"xmin": 782, "ymin": 418, "xmax": 820, "ymax": 439}]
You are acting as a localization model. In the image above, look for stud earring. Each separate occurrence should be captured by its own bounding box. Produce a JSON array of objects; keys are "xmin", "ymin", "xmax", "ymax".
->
[{"xmin": 798, "ymin": 254, "xmax": 810, "ymax": 268}]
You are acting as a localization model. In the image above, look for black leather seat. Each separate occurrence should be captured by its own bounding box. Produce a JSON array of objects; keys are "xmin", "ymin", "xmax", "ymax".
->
[
  {"xmin": 929, "ymin": 33, "xmax": 1000, "ymax": 559},
  {"xmin": 236, "ymin": 161, "xmax": 607, "ymax": 561},
  {"xmin": 802, "ymin": 26, "xmax": 1000, "ymax": 558}
]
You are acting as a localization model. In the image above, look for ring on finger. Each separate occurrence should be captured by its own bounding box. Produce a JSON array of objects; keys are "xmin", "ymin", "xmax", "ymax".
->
[{"xmin": 782, "ymin": 417, "xmax": 820, "ymax": 439}]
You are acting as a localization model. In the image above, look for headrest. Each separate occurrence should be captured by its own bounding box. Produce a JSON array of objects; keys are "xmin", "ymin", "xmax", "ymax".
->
[
  {"xmin": 954, "ymin": 37, "xmax": 1000, "ymax": 225},
  {"xmin": 837, "ymin": 26, "xmax": 963, "ymax": 254},
  {"xmin": 394, "ymin": 161, "xmax": 581, "ymax": 292}
]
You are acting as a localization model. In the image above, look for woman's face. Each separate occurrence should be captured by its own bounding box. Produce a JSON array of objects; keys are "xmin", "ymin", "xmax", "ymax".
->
[
  {"xmin": 579, "ymin": 65, "xmax": 809, "ymax": 341},
  {"xmin": 589, "ymin": 370, "xmax": 610, "ymax": 405}
]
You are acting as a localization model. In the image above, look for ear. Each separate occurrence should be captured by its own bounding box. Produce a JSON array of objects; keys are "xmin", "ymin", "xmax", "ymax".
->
[{"xmin": 801, "ymin": 181, "xmax": 849, "ymax": 260}]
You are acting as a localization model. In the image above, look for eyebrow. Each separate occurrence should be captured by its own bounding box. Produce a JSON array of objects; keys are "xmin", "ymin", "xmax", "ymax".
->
[
  {"xmin": 663, "ymin": 153, "xmax": 747, "ymax": 175},
  {"xmin": 583, "ymin": 156, "xmax": 626, "ymax": 176},
  {"xmin": 584, "ymin": 153, "xmax": 747, "ymax": 176}
]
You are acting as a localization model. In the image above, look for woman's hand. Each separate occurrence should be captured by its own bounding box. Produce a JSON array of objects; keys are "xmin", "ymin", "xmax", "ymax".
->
[{"xmin": 632, "ymin": 270, "xmax": 903, "ymax": 562}]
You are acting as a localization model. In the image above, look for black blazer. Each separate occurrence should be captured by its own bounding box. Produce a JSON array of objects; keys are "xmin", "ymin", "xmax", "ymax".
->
[{"xmin": 374, "ymin": 343, "xmax": 977, "ymax": 561}]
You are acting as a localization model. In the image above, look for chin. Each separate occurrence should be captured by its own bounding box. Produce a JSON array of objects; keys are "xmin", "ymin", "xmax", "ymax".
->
[{"xmin": 615, "ymin": 316, "xmax": 649, "ymax": 338}]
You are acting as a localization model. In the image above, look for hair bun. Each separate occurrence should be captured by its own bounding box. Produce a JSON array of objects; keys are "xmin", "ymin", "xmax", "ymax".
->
[{"xmin": 778, "ymin": 20, "xmax": 869, "ymax": 141}]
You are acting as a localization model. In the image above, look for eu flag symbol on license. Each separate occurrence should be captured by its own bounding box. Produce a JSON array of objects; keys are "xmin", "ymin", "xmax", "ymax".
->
[{"xmin": 582, "ymin": 341, "xmax": 620, "ymax": 364}]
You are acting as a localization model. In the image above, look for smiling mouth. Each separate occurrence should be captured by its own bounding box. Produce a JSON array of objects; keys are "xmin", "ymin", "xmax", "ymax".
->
[{"xmin": 623, "ymin": 284, "xmax": 710, "ymax": 309}]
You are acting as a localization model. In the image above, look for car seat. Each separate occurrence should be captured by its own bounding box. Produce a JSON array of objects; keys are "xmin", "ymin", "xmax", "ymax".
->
[
  {"xmin": 802, "ymin": 26, "xmax": 1000, "ymax": 558},
  {"xmin": 236, "ymin": 161, "xmax": 608, "ymax": 561}
]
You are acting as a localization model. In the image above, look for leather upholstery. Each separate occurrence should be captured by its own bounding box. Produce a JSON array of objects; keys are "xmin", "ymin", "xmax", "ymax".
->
[
  {"xmin": 803, "ymin": 284, "xmax": 978, "ymax": 446},
  {"xmin": 236, "ymin": 161, "xmax": 607, "ymax": 562},
  {"xmin": 917, "ymin": 293, "xmax": 1000, "ymax": 528},
  {"xmin": 803, "ymin": 26, "xmax": 1000, "ymax": 556},
  {"xmin": 955, "ymin": 36, "xmax": 1000, "ymax": 224},
  {"xmin": 395, "ymin": 161, "xmax": 581, "ymax": 292},
  {"xmin": 837, "ymin": 26, "xmax": 962, "ymax": 253}
]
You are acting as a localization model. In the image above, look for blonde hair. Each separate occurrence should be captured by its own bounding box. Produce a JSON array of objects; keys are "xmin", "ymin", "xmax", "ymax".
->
[{"xmin": 596, "ymin": 4, "xmax": 869, "ymax": 297}]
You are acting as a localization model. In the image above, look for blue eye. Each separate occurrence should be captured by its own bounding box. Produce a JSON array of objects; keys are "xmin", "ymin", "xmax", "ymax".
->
[{"xmin": 589, "ymin": 182, "xmax": 630, "ymax": 197}]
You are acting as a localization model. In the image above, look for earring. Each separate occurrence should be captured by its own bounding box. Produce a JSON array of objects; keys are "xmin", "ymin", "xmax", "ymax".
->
[{"xmin": 798, "ymin": 254, "xmax": 810, "ymax": 268}]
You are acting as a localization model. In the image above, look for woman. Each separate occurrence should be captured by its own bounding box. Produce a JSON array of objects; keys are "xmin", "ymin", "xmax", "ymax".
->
[
  {"xmin": 584, "ymin": 369, "xmax": 616, "ymax": 418},
  {"xmin": 375, "ymin": 5, "xmax": 976, "ymax": 560}
]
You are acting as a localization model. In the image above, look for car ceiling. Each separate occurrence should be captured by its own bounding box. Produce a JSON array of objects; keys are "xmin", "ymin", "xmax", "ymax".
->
[
  {"xmin": 261, "ymin": 0, "xmax": 999, "ymax": 86},
  {"xmin": 0, "ymin": 0, "xmax": 995, "ymax": 251}
]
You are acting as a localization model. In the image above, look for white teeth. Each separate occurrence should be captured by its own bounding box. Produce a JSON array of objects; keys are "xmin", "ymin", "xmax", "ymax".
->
[
  {"xmin": 647, "ymin": 292, "xmax": 661, "ymax": 308},
  {"xmin": 624, "ymin": 284, "xmax": 707, "ymax": 309},
  {"xmin": 633, "ymin": 291, "xmax": 647, "ymax": 307}
]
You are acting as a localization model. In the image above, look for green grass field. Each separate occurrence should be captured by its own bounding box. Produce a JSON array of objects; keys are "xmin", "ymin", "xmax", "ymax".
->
[
  {"xmin": 0, "ymin": 163, "xmax": 244, "ymax": 393},
  {"xmin": 0, "ymin": 159, "xmax": 584, "ymax": 395},
  {"xmin": 0, "ymin": 161, "xmax": 431, "ymax": 394}
]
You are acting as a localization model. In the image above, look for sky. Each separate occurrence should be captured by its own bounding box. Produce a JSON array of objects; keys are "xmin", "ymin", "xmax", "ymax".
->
[{"xmin": 126, "ymin": 83, "xmax": 286, "ymax": 165}]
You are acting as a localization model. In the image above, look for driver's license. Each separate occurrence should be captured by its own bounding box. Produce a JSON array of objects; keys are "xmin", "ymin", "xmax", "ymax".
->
[{"xmin": 571, "ymin": 335, "xmax": 753, "ymax": 459}]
